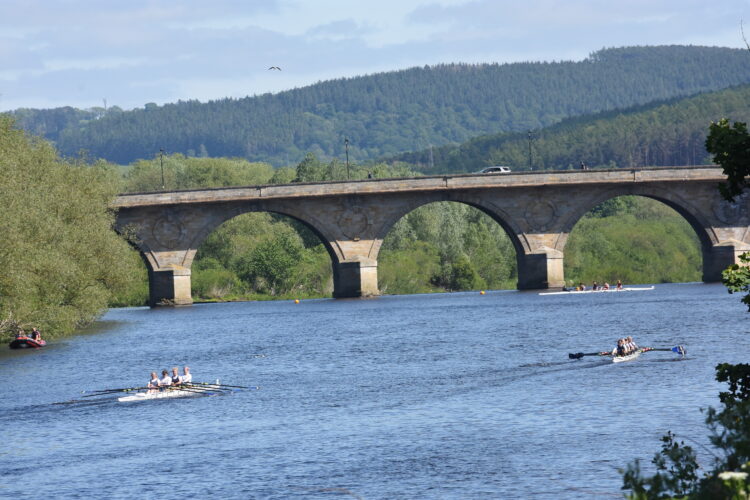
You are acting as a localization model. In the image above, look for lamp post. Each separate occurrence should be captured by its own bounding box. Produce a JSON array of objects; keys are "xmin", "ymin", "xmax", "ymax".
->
[
  {"xmin": 527, "ymin": 130, "xmax": 533, "ymax": 171},
  {"xmin": 344, "ymin": 138, "xmax": 350, "ymax": 179},
  {"xmin": 159, "ymin": 148, "xmax": 165, "ymax": 190}
]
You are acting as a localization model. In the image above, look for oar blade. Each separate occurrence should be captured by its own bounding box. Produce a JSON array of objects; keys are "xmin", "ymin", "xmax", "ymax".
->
[{"xmin": 568, "ymin": 352, "xmax": 584, "ymax": 359}]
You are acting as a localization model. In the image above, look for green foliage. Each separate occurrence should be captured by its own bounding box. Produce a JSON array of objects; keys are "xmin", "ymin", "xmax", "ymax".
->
[
  {"xmin": 379, "ymin": 201, "xmax": 517, "ymax": 293},
  {"xmin": 122, "ymin": 154, "xmax": 275, "ymax": 192},
  {"xmin": 722, "ymin": 253, "xmax": 750, "ymax": 311},
  {"xmin": 0, "ymin": 116, "xmax": 145, "ymax": 340},
  {"xmin": 13, "ymin": 47, "xmax": 750, "ymax": 167},
  {"xmin": 622, "ymin": 365, "xmax": 750, "ymax": 499},
  {"xmin": 706, "ymin": 119, "xmax": 750, "ymax": 202},
  {"xmin": 565, "ymin": 197, "xmax": 702, "ymax": 285},
  {"xmin": 396, "ymin": 84, "xmax": 750, "ymax": 173}
]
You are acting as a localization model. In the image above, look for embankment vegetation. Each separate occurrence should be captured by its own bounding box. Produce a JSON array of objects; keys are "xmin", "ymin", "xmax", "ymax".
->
[{"xmin": 0, "ymin": 116, "xmax": 144, "ymax": 342}]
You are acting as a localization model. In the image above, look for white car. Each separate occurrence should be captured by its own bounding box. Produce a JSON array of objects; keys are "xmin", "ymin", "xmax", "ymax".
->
[{"xmin": 478, "ymin": 166, "xmax": 511, "ymax": 174}]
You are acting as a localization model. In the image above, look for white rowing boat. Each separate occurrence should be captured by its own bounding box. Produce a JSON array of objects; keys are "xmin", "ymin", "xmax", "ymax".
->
[
  {"xmin": 118, "ymin": 388, "xmax": 204, "ymax": 403},
  {"xmin": 611, "ymin": 350, "xmax": 642, "ymax": 363},
  {"xmin": 539, "ymin": 286, "xmax": 655, "ymax": 296}
]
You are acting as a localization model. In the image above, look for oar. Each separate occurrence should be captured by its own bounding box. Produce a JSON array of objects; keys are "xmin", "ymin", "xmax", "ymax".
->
[
  {"xmin": 642, "ymin": 345, "xmax": 686, "ymax": 356},
  {"xmin": 568, "ymin": 351, "xmax": 611, "ymax": 360},
  {"xmin": 190, "ymin": 381, "xmax": 254, "ymax": 390},
  {"xmin": 80, "ymin": 386, "xmax": 152, "ymax": 397},
  {"xmin": 167, "ymin": 385, "xmax": 215, "ymax": 395},
  {"xmin": 81, "ymin": 385, "xmax": 150, "ymax": 395}
]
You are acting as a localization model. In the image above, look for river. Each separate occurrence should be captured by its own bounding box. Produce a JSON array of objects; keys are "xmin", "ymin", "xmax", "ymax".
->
[{"xmin": 1, "ymin": 283, "xmax": 748, "ymax": 499}]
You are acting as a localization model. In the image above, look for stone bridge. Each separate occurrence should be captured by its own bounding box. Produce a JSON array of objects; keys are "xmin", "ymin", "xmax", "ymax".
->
[{"xmin": 113, "ymin": 166, "xmax": 750, "ymax": 306}]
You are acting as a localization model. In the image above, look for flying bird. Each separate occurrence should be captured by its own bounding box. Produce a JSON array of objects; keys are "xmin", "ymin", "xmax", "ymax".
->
[{"xmin": 268, "ymin": 66, "xmax": 282, "ymax": 71}]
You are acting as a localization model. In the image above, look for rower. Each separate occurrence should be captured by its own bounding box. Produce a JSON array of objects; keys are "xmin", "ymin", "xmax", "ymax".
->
[
  {"xmin": 626, "ymin": 336, "xmax": 638, "ymax": 353},
  {"xmin": 147, "ymin": 372, "xmax": 160, "ymax": 391},
  {"xmin": 30, "ymin": 327, "xmax": 42, "ymax": 341},
  {"xmin": 616, "ymin": 279, "xmax": 623, "ymax": 290},
  {"xmin": 614, "ymin": 338, "xmax": 626, "ymax": 356},
  {"xmin": 603, "ymin": 282, "xmax": 610, "ymax": 290},
  {"xmin": 159, "ymin": 369, "xmax": 172, "ymax": 388},
  {"xmin": 592, "ymin": 281, "xmax": 598, "ymax": 291},
  {"xmin": 171, "ymin": 367, "xmax": 182, "ymax": 386},
  {"xmin": 181, "ymin": 366, "xmax": 192, "ymax": 384},
  {"xmin": 15, "ymin": 329, "xmax": 25, "ymax": 339}
]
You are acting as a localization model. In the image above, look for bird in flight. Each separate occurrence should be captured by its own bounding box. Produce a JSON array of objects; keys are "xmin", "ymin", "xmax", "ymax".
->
[{"xmin": 268, "ymin": 66, "xmax": 282, "ymax": 71}]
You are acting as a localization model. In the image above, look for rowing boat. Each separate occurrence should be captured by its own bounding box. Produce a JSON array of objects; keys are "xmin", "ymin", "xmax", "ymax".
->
[
  {"xmin": 118, "ymin": 388, "xmax": 205, "ymax": 403},
  {"xmin": 612, "ymin": 350, "xmax": 642, "ymax": 363},
  {"xmin": 539, "ymin": 286, "xmax": 655, "ymax": 296}
]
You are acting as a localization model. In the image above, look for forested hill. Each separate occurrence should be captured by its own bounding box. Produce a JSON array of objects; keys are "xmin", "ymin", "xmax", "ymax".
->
[
  {"xmin": 391, "ymin": 84, "xmax": 750, "ymax": 173},
  {"xmin": 10, "ymin": 45, "xmax": 750, "ymax": 166}
]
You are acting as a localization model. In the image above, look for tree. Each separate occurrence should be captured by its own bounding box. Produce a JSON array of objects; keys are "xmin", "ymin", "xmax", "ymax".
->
[
  {"xmin": 0, "ymin": 116, "xmax": 144, "ymax": 340},
  {"xmin": 706, "ymin": 118, "xmax": 750, "ymax": 202}
]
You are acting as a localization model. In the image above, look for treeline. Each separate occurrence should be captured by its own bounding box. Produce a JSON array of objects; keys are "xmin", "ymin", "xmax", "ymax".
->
[
  {"xmin": 11, "ymin": 46, "xmax": 750, "ymax": 166},
  {"xmin": 0, "ymin": 116, "xmax": 144, "ymax": 342},
  {"xmin": 120, "ymin": 155, "xmax": 702, "ymax": 302},
  {"xmin": 395, "ymin": 84, "xmax": 750, "ymax": 173}
]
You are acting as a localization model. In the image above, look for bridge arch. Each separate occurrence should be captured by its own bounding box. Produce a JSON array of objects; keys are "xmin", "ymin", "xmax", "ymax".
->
[
  {"xmin": 371, "ymin": 192, "xmax": 527, "ymax": 261},
  {"xmin": 375, "ymin": 198, "xmax": 519, "ymax": 293},
  {"xmin": 557, "ymin": 185, "xmax": 715, "ymax": 253}
]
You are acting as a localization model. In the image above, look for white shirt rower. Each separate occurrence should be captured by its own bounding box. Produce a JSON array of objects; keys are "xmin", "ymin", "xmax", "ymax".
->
[
  {"xmin": 147, "ymin": 372, "xmax": 160, "ymax": 390},
  {"xmin": 181, "ymin": 366, "xmax": 192, "ymax": 384},
  {"xmin": 159, "ymin": 370, "xmax": 172, "ymax": 387}
]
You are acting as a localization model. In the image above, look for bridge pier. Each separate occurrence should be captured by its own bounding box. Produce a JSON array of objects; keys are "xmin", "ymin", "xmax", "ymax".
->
[
  {"xmin": 702, "ymin": 240, "xmax": 750, "ymax": 282},
  {"xmin": 332, "ymin": 259, "xmax": 379, "ymax": 298},
  {"xmin": 516, "ymin": 248, "xmax": 565, "ymax": 290},
  {"xmin": 148, "ymin": 266, "xmax": 193, "ymax": 306}
]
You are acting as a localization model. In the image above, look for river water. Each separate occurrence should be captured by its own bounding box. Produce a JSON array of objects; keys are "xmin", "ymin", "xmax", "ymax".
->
[{"xmin": 1, "ymin": 283, "xmax": 748, "ymax": 499}]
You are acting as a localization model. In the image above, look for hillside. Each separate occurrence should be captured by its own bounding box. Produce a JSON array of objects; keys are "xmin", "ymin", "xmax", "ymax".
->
[
  {"xmin": 392, "ymin": 84, "xmax": 750, "ymax": 173},
  {"xmin": 9, "ymin": 45, "xmax": 750, "ymax": 166}
]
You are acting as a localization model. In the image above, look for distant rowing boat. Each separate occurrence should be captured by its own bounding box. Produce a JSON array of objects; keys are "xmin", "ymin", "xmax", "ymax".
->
[{"xmin": 539, "ymin": 286, "xmax": 655, "ymax": 296}]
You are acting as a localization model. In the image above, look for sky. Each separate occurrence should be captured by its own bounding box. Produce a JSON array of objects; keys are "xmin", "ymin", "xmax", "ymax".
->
[{"xmin": 1, "ymin": 0, "xmax": 749, "ymax": 112}]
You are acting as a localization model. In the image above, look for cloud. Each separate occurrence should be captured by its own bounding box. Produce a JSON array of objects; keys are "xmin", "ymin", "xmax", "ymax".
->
[{"xmin": 0, "ymin": 0, "xmax": 748, "ymax": 111}]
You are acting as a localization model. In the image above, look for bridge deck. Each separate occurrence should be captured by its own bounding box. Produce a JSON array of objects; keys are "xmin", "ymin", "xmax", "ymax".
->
[{"xmin": 113, "ymin": 166, "xmax": 724, "ymax": 208}]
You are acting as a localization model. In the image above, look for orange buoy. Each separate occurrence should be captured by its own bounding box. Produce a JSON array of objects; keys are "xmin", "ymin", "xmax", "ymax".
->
[{"xmin": 294, "ymin": 299, "xmax": 300, "ymax": 304}]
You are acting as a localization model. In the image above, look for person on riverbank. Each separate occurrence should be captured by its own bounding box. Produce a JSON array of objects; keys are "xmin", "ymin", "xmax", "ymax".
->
[{"xmin": 159, "ymin": 369, "xmax": 172, "ymax": 387}]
